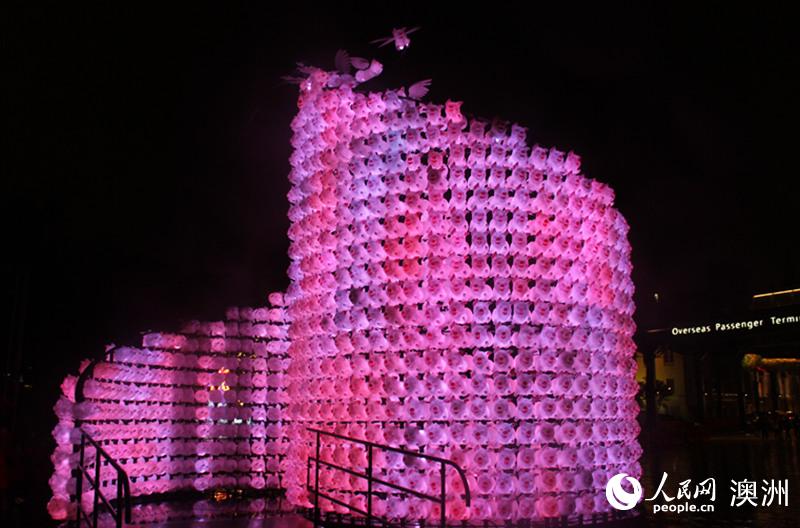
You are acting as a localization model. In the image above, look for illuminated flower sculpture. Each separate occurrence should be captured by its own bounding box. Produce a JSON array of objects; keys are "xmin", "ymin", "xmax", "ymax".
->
[
  {"xmin": 47, "ymin": 300, "xmax": 290, "ymax": 520},
  {"xmin": 283, "ymin": 67, "xmax": 640, "ymax": 521},
  {"xmin": 48, "ymin": 59, "xmax": 640, "ymax": 524}
]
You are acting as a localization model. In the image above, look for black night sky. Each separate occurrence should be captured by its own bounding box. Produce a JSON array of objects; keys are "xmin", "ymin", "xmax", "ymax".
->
[{"xmin": 3, "ymin": 3, "xmax": 799, "ymax": 520}]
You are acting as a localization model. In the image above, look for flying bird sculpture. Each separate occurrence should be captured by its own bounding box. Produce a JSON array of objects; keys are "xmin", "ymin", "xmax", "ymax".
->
[
  {"xmin": 353, "ymin": 58, "xmax": 383, "ymax": 83},
  {"xmin": 281, "ymin": 62, "xmax": 317, "ymax": 87},
  {"xmin": 407, "ymin": 79, "xmax": 432, "ymax": 100},
  {"xmin": 331, "ymin": 49, "xmax": 383, "ymax": 85},
  {"xmin": 371, "ymin": 26, "xmax": 420, "ymax": 50},
  {"xmin": 326, "ymin": 49, "xmax": 356, "ymax": 88}
]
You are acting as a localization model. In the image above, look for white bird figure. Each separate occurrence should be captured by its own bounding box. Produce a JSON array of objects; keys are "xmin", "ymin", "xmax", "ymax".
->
[
  {"xmin": 281, "ymin": 64, "xmax": 330, "ymax": 93},
  {"xmin": 295, "ymin": 62, "xmax": 316, "ymax": 75},
  {"xmin": 280, "ymin": 74, "xmax": 305, "ymax": 85},
  {"xmin": 407, "ymin": 79, "xmax": 432, "ymax": 100},
  {"xmin": 334, "ymin": 49, "xmax": 352, "ymax": 74},
  {"xmin": 331, "ymin": 49, "xmax": 381, "ymax": 86},
  {"xmin": 280, "ymin": 73, "xmax": 313, "ymax": 94},
  {"xmin": 281, "ymin": 62, "xmax": 315, "ymax": 86},
  {"xmin": 371, "ymin": 27, "xmax": 420, "ymax": 50},
  {"xmin": 328, "ymin": 49, "xmax": 356, "ymax": 88},
  {"xmin": 354, "ymin": 59, "xmax": 383, "ymax": 83},
  {"xmin": 350, "ymin": 55, "xmax": 372, "ymax": 71}
]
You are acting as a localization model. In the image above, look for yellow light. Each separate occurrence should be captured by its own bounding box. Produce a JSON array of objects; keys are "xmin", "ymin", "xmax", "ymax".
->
[
  {"xmin": 218, "ymin": 367, "xmax": 230, "ymax": 374},
  {"xmin": 220, "ymin": 381, "xmax": 231, "ymax": 392},
  {"xmin": 213, "ymin": 490, "xmax": 230, "ymax": 502},
  {"xmin": 752, "ymin": 288, "xmax": 800, "ymax": 299}
]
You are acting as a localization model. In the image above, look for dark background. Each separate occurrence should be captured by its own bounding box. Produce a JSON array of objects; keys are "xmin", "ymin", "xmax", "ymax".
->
[{"xmin": 3, "ymin": 3, "xmax": 798, "ymax": 524}]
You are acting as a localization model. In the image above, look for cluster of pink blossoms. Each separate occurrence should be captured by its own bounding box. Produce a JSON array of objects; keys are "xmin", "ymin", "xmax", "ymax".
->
[
  {"xmin": 47, "ymin": 299, "xmax": 289, "ymax": 521},
  {"xmin": 48, "ymin": 62, "xmax": 641, "ymax": 524},
  {"xmin": 282, "ymin": 67, "xmax": 640, "ymax": 521}
]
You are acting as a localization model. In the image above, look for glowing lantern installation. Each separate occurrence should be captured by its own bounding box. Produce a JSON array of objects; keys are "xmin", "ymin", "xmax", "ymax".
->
[
  {"xmin": 47, "ymin": 300, "xmax": 290, "ymax": 521},
  {"xmin": 282, "ymin": 67, "xmax": 640, "ymax": 521},
  {"xmin": 48, "ymin": 53, "xmax": 641, "ymax": 524}
]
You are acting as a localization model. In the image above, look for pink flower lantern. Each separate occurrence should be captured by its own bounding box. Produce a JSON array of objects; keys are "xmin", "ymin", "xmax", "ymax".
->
[{"xmin": 284, "ymin": 63, "xmax": 638, "ymax": 523}]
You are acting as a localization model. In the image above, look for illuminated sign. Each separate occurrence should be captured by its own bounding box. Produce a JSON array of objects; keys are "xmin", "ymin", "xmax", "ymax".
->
[{"xmin": 671, "ymin": 315, "xmax": 799, "ymax": 336}]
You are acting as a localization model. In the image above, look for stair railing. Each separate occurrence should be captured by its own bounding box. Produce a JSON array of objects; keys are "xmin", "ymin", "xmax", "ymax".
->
[
  {"xmin": 74, "ymin": 428, "xmax": 132, "ymax": 528},
  {"xmin": 306, "ymin": 427, "xmax": 471, "ymax": 527}
]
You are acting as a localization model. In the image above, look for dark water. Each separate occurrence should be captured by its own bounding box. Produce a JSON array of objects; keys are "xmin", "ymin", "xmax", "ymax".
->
[
  {"xmin": 113, "ymin": 431, "xmax": 798, "ymax": 528},
  {"xmin": 634, "ymin": 432, "xmax": 798, "ymax": 527},
  {"xmin": 17, "ymin": 431, "xmax": 798, "ymax": 527},
  {"xmin": 142, "ymin": 432, "xmax": 798, "ymax": 528}
]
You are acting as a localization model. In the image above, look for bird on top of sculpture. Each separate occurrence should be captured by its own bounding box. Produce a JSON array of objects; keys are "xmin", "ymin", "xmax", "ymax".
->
[
  {"xmin": 287, "ymin": 27, "xmax": 424, "ymax": 90},
  {"xmin": 371, "ymin": 26, "xmax": 420, "ymax": 50}
]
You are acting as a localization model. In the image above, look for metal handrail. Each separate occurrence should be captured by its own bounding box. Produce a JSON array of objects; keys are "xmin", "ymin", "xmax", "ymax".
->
[
  {"xmin": 74, "ymin": 428, "xmax": 132, "ymax": 528},
  {"xmin": 75, "ymin": 346, "xmax": 120, "ymax": 404},
  {"xmin": 306, "ymin": 427, "xmax": 471, "ymax": 527}
]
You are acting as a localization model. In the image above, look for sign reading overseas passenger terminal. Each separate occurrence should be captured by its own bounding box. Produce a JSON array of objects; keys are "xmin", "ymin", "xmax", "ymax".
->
[{"xmin": 671, "ymin": 315, "xmax": 800, "ymax": 336}]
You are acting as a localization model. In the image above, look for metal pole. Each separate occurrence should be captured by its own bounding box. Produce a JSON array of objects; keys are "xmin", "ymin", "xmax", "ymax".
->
[
  {"xmin": 644, "ymin": 348, "xmax": 657, "ymax": 425},
  {"xmin": 440, "ymin": 463, "xmax": 446, "ymax": 528},
  {"xmin": 116, "ymin": 473, "xmax": 122, "ymax": 528},
  {"xmin": 366, "ymin": 444, "xmax": 373, "ymax": 524},
  {"xmin": 124, "ymin": 474, "xmax": 131, "ymax": 524},
  {"xmin": 694, "ymin": 353, "xmax": 706, "ymax": 422},
  {"xmin": 76, "ymin": 434, "xmax": 85, "ymax": 525},
  {"xmin": 93, "ymin": 448, "xmax": 101, "ymax": 527},
  {"xmin": 769, "ymin": 371, "xmax": 780, "ymax": 411},
  {"xmin": 737, "ymin": 367, "xmax": 746, "ymax": 431},
  {"xmin": 314, "ymin": 430, "xmax": 321, "ymax": 524},
  {"xmin": 752, "ymin": 371, "xmax": 761, "ymax": 413}
]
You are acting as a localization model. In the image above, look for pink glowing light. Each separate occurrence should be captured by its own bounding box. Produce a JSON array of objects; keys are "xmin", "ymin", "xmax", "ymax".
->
[
  {"xmin": 49, "ymin": 59, "xmax": 640, "ymax": 524},
  {"xmin": 46, "ymin": 301, "xmax": 289, "ymax": 520},
  {"xmin": 282, "ymin": 65, "xmax": 640, "ymax": 522}
]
